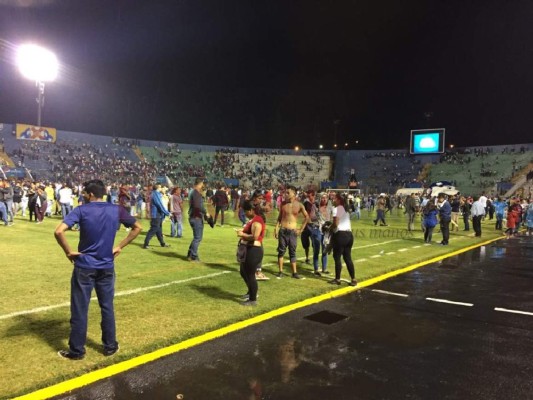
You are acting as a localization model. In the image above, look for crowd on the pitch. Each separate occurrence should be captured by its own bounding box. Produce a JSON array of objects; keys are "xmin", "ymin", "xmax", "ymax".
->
[{"xmin": 2, "ymin": 177, "xmax": 533, "ymax": 306}]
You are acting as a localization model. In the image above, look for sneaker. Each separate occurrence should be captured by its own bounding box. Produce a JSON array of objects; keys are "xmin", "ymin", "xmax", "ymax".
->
[
  {"xmin": 161, "ymin": 243, "xmax": 170, "ymax": 248},
  {"xmin": 103, "ymin": 344, "xmax": 120, "ymax": 357},
  {"xmin": 291, "ymin": 273, "xmax": 302, "ymax": 279},
  {"xmin": 304, "ymin": 259, "xmax": 311, "ymax": 265},
  {"xmin": 241, "ymin": 300, "xmax": 257, "ymax": 307},
  {"xmin": 322, "ymin": 270, "xmax": 331, "ymax": 274},
  {"xmin": 328, "ymin": 279, "xmax": 341, "ymax": 285},
  {"xmin": 255, "ymin": 271, "xmax": 270, "ymax": 281},
  {"xmin": 142, "ymin": 245, "xmax": 151, "ymax": 249},
  {"xmin": 313, "ymin": 271, "xmax": 322, "ymax": 277},
  {"xmin": 241, "ymin": 293, "xmax": 259, "ymax": 300},
  {"xmin": 275, "ymin": 272, "xmax": 284, "ymax": 278},
  {"xmin": 58, "ymin": 350, "xmax": 85, "ymax": 360},
  {"xmin": 349, "ymin": 279, "xmax": 358, "ymax": 287}
]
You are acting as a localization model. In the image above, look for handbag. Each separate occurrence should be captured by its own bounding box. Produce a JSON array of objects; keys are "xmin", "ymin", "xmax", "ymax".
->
[{"xmin": 236, "ymin": 241, "xmax": 248, "ymax": 263}]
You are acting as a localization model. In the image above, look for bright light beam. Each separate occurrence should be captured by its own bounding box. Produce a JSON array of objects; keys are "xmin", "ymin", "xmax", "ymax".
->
[{"xmin": 17, "ymin": 44, "xmax": 58, "ymax": 82}]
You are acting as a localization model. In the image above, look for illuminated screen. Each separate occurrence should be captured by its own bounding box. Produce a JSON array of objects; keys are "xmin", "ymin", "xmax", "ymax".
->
[{"xmin": 410, "ymin": 129, "xmax": 445, "ymax": 154}]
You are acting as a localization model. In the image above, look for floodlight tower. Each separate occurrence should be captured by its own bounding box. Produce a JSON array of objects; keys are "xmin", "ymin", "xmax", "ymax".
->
[{"xmin": 17, "ymin": 44, "xmax": 58, "ymax": 127}]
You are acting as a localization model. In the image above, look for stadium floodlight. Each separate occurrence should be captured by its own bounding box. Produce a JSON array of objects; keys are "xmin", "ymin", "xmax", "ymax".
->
[{"xmin": 17, "ymin": 44, "xmax": 58, "ymax": 127}]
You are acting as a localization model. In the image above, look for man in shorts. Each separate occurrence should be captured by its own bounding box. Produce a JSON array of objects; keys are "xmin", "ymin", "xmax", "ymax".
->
[{"xmin": 274, "ymin": 186, "xmax": 309, "ymax": 279}]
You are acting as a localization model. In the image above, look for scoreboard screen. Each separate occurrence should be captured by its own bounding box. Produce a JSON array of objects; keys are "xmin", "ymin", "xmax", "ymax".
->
[{"xmin": 410, "ymin": 128, "xmax": 445, "ymax": 154}]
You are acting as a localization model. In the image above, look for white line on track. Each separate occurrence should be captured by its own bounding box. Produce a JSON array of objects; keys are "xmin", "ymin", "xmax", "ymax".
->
[
  {"xmin": 494, "ymin": 307, "xmax": 533, "ymax": 316},
  {"xmin": 426, "ymin": 297, "xmax": 473, "ymax": 307},
  {"xmin": 371, "ymin": 289, "xmax": 409, "ymax": 297},
  {"xmin": 0, "ymin": 271, "xmax": 231, "ymax": 321}
]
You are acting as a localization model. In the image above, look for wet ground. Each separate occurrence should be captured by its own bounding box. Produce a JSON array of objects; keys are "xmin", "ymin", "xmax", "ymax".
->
[{"xmin": 53, "ymin": 236, "xmax": 533, "ymax": 400}]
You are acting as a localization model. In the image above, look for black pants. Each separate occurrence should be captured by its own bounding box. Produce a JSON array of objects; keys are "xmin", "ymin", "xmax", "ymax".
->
[
  {"xmin": 332, "ymin": 231, "xmax": 355, "ymax": 280},
  {"xmin": 240, "ymin": 246, "xmax": 263, "ymax": 301},
  {"xmin": 214, "ymin": 206, "xmax": 225, "ymax": 225},
  {"xmin": 144, "ymin": 217, "xmax": 164, "ymax": 246},
  {"xmin": 424, "ymin": 226, "xmax": 435, "ymax": 242},
  {"xmin": 440, "ymin": 219, "xmax": 450, "ymax": 244},
  {"xmin": 472, "ymin": 215, "xmax": 482, "ymax": 237},
  {"xmin": 463, "ymin": 213, "xmax": 470, "ymax": 231}
]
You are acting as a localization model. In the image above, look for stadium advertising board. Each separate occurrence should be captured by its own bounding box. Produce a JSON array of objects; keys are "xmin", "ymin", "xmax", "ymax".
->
[{"xmin": 16, "ymin": 123, "xmax": 57, "ymax": 143}]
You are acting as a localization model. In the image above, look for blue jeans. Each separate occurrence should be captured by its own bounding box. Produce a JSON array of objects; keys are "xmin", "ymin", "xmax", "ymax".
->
[
  {"xmin": 0, "ymin": 202, "xmax": 7, "ymax": 225},
  {"xmin": 170, "ymin": 214, "xmax": 183, "ymax": 237},
  {"xmin": 69, "ymin": 267, "xmax": 117, "ymax": 356},
  {"xmin": 4, "ymin": 200, "xmax": 13, "ymax": 222},
  {"xmin": 61, "ymin": 202, "xmax": 72, "ymax": 217},
  {"xmin": 302, "ymin": 226, "xmax": 328, "ymax": 271},
  {"xmin": 188, "ymin": 217, "xmax": 204, "ymax": 260},
  {"xmin": 238, "ymin": 209, "xmax": 246, "ymax": 225}
]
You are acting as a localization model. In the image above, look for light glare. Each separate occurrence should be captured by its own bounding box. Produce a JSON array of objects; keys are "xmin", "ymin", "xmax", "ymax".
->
[{"xmin": 17, "ymin": 44, "xmax": 58, "ymax": 82}]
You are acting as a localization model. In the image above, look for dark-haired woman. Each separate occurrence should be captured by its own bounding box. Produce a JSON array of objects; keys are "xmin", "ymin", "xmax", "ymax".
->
[
  {"xmin": 328, "ymin": 193, "xmax": 357, "ymax": 286},
  {"xmin": 236, "ymin": 200, "xmax": 265, "ymax": 306}
]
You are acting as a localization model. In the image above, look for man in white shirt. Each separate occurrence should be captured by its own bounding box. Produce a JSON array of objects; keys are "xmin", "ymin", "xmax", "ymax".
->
[
  {"xmin": 58, "ymin": 184, "xmax": 74, "ymax": 217},
  {"xmin": 478, "ymin": 192, "xmax": 488, "ymax": 220},
  {"xmin": 471, "ymin": 196, "xmax": 486, "ymax": 237}
]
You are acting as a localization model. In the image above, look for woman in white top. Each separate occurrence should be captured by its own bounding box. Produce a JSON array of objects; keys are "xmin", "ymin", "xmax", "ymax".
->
[{"xmin": 328, "ymin": 193, "xmax": 357, "ymax": 286}]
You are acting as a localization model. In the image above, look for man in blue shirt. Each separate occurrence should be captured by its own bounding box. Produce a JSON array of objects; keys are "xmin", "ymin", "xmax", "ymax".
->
[
  {"xmin": 143, "ymin": 184, "xmax": 171, "ymax": 249},
  {"xmin": 493, "ymin": 197, "xmax": 507, "ymax": 230},
  {"xmin": 54, "ymin": 179, "xmax": 142, "ymax": 360},
  {"xmin": 437, "ymin": 193, "xmax": 452, "ymax": 245}
]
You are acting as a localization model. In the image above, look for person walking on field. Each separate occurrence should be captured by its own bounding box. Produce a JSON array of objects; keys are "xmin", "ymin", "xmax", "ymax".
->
[
  {"xmin": 212, "ymin": 184, "xmax": 229, "ymax": 226},
  {"xmin": 54, "ymin": 179, "xmax": 142, "ymax": 360},
  {"xmin": 143, "ymin": 184, "xmax": 171, "ymax": 249},
  {"xmin": 274, "ymin": 186, "xmax": 309, "ymax": 279},
  {"xmin": 187, "ymin": 178, "xmax": 211, "ymax": 262}
]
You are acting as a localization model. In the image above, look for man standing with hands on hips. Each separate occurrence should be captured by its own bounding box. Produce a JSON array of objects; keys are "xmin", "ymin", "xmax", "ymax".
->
[{"xmin": 54, "ymin": 179, "xmax": 142, "ymax": 360}]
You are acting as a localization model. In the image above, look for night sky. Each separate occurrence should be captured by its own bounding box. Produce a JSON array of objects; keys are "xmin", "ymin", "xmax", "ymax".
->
[{"xmin": 0, "ymin": 0, "xmax": 532, "ymax": 149}]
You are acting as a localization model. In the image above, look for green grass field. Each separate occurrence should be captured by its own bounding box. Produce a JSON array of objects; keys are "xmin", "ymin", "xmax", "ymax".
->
[{"xmin": 0, "ymin": 205, "xmax": 502, "ymax": 399}]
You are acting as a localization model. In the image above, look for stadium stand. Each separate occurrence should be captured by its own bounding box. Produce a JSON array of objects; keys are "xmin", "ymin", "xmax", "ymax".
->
[{"xmin": 1, "ymin": 122, "xmax": 532, "ymax": 197}]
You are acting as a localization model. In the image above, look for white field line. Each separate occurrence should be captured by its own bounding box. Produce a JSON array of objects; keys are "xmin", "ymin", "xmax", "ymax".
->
[
  {"xmin": 370, "ymin": 255, "xmax": 382, "ymax": 258},
  {"xmin": 494, "ymin": 307, "xmax": 533, "ymax": 316},
  {"xmin": 385, "ymin": 252, "xmax": 396, "ymax": 255},
  {"xmin": 355, "ymin": 258, "xmax": 367, "ymax": 262},
  {"xmin": 398, "ymin": 248, "xmax": 408, "ymax": 252},
  {"xmin": 371, "ymin": 289, "xmax": 409, "ymax": 298},
  {"xmin": 426, "ymin": 297, "xmax": 473, "ymax": 307},
  {"xmin": 0, "ymin": 271, "xmax": 231, "ymax": 321},
  {"xmin": 356, "ymin": 240, "xmax": 401, "ymax": 249}
]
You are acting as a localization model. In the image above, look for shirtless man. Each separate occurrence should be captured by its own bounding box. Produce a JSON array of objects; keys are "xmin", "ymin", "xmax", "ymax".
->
[{"xmin": 274, "ymin": 186, "xmax": 309, "ymax": 279}]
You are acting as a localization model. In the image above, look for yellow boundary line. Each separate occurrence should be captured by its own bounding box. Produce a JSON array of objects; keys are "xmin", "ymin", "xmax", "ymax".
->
[{"xmin": 13, "ymin": 235, "xmax": 504, "ymax": 400}]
